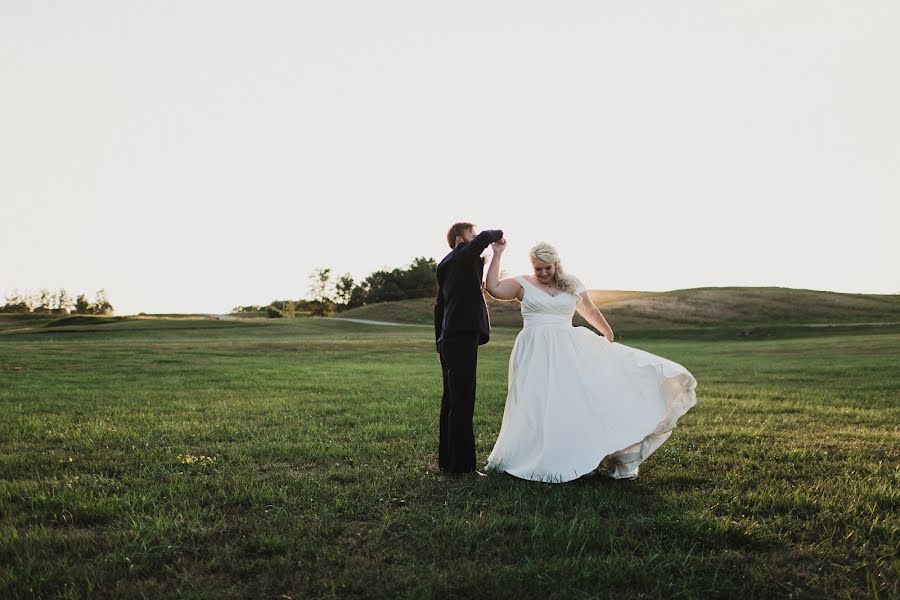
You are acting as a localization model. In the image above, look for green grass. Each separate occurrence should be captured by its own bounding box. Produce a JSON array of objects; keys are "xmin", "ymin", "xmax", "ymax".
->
[{"xmin": 0, "ymin": 316, "xmax": 897, "ymax": 598}]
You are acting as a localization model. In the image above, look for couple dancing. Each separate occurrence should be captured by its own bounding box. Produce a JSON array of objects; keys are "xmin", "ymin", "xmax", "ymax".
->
[{"xmin": 435, "ymin": 223, "xmax": 697, "ymax": 483}]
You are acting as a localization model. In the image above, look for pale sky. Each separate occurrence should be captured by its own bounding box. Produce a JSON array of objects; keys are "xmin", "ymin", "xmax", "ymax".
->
[{"xmin": 2, "ymin": 1, "xmax": 898, "ymax": 315}]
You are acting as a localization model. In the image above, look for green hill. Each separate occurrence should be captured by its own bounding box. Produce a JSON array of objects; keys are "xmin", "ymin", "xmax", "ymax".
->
[
  {"xmin": 4, "ymin": 287, "xmax": 897, "ymax": 339},
  {"xmin": 338, "ymin": 287, "xmax": 900, "ymax": 334}
]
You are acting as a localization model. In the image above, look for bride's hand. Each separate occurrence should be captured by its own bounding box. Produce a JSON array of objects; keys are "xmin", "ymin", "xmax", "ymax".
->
[{"xmin": 491, "ymin": 238, "xmax": 507, "ymax": 254}]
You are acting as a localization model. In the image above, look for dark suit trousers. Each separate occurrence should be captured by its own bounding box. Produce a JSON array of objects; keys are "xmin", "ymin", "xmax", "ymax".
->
[{"xmin": 438, "ymin": 332, "xmax": 480, "ymax": 473}]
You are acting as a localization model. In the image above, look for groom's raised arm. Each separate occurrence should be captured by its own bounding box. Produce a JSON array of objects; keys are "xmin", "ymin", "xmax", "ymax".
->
[{"xmin": 463, "ymin": 229, "xmax": 504, "ymax": 258}]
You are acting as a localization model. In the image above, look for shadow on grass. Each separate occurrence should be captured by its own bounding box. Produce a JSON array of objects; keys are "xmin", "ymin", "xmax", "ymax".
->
[{"xmin": 300, "ymin": 467, "xmax": 788, "ymax": 598}]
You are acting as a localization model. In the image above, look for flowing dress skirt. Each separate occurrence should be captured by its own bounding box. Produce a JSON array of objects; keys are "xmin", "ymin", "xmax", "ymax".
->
[{"xmin": 485, "ymin": 322, "xmax": 697, "ymax": 483}]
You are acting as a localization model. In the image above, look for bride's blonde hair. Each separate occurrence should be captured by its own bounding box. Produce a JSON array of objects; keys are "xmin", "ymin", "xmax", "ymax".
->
[{"xmin": 529, "ymin": 242, "xmax": 582, "ymax": 295}]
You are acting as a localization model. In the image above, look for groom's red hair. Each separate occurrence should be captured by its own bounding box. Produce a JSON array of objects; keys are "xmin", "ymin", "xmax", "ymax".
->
[{"xmin": 447, "ymin": 222, "xmax": 474, "ymax": 249}]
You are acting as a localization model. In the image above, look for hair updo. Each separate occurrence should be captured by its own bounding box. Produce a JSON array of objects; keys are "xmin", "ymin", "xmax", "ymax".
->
[{"xmin": 529, "ymin": 242, "xmax": 583, "ymax": 295}]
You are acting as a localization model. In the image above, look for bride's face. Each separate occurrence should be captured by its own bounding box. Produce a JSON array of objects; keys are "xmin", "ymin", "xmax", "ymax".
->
[{"xmin": 532, "ymin": 259, "xmax": 556, "ymax": 285}]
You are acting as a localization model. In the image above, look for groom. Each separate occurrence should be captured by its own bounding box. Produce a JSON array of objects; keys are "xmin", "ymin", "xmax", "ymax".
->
[{"xmin": 434, "ymin": 222, "xmax": 505, "ymax": 474}]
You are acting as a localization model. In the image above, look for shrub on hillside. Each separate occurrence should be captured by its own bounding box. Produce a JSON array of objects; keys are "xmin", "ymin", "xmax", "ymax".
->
[{"xmin": 2, "ymin": 289, "xmax": 113, "ymax": 315}]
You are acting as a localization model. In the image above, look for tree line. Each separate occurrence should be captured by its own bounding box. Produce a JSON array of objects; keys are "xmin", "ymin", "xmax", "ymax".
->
[
  {"xmin": 232, "ymin": 257, "xmax": 438, "ymax": 317},
  {"xmin": 1, "ymin": 289, "xmax": 114, "ymax": 315}
]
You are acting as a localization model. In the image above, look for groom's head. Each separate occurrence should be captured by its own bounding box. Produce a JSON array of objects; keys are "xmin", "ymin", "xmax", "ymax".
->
[{"xmin": 447, "ymin": 222, "xmax": 476, "ymax": 249}]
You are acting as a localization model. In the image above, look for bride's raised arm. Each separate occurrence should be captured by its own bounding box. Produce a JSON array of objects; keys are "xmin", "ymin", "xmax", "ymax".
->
[{"xmin": 484, "ymin": 240, "xmax": 523, "ymax": 301}]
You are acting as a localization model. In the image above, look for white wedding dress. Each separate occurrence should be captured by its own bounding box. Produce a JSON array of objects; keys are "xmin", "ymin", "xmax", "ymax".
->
[{"xmin": 485, "ymin": 276, "xmax": 697, "ymax": 483}]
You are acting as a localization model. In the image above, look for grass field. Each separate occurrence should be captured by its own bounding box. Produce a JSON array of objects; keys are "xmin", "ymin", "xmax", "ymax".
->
[{"xmin": 1, "ymin": 313, "xmax": 898, "ymax": 598}]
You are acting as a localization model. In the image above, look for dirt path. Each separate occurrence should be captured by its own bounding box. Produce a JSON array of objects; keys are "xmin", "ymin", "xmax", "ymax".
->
[{"xmin": 324, "ymin": 317, "xmax": 431, "ymax": 328}]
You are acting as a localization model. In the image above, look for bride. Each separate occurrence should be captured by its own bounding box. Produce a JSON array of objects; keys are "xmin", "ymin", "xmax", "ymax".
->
[{"xmin": 484, "ymin": 240, "xmax": 697, "ymax": 483}]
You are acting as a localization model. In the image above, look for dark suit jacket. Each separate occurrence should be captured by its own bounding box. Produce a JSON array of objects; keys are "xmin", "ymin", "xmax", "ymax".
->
[{"xmin": 434, "ymin": 229, "xmax": 504, "ymax": 350}]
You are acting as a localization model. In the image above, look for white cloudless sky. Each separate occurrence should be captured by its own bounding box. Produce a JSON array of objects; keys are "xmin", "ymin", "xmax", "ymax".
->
[{"xmin": 2, "ymin": 1, "xmax": 898, "ymax": 315}]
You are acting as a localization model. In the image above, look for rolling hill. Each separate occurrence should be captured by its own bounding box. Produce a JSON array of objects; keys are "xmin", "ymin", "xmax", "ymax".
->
[
  {"xmin": 336, "ymin": 287, "xmax": 900, "ymax": 334},
  {"xmin": 3, "ymin": 287, "xmax": 898, "ymax": 340}
]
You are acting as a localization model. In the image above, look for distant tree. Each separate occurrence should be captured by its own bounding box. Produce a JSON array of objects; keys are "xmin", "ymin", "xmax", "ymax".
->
[
  {"xmin": 351, "ymin": 257, "xmax": 437, "ymax": 306},
  {"xmin": 254, "ymin": 298, "xmax": 316, "ymax": 318},
  {"xmin": 52, "ymin": 288, "xmax": 73, "ymax": 315},
  {"xmin": 1, "ymin": 290, "xmax": 30, "ymax": 313},
  {"xmin": 360, "ymin": 269, "xmax": 404, "ymax": 304},
  {"xmin": 309, "ymin": 299, "xmax": 336, "ymax": 317},
  {"xmin": 239, "ymin": 256, "xmax": 439, "ymax": 315},
  {"xmin": 34, "ymin": 289, "xmax": 51, "ymax": 313},
  {"xmin": 231, "ymin": 304, "xmax": 263, "ymax": 314},
  {"xmin": 92, "ymin": 289, "xmax": 114, "ymax": 315},
  {"xmin": 335, "ymin": 273, "xmax": 355, "ymax": 306},
  {"xmin": 74, "ymin": 293, "xmax": 91, "ymax": 314},
  {"xmin": 308, "ymin": 268, "xmax": 335, "ymax": 316},
  {"xmin": 2, "ymin": 288, "xmax": 112, "ymax": 315},
  {"xmin": 308, "ymin": 268, "xmax": 333, "ymax": 302},
  {"xmin": 402, "ymin": 257, "xmax": 438, "ymax": 298},
  {"xmin": 346, "ymin": 286, "xmax": 367, "ymax": 310}
]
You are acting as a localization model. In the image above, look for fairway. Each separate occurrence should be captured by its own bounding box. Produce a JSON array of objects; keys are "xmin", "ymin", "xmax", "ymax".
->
[{"xmin": 1, "ymin": 317, "xmax": 897, "ymax": 598}]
